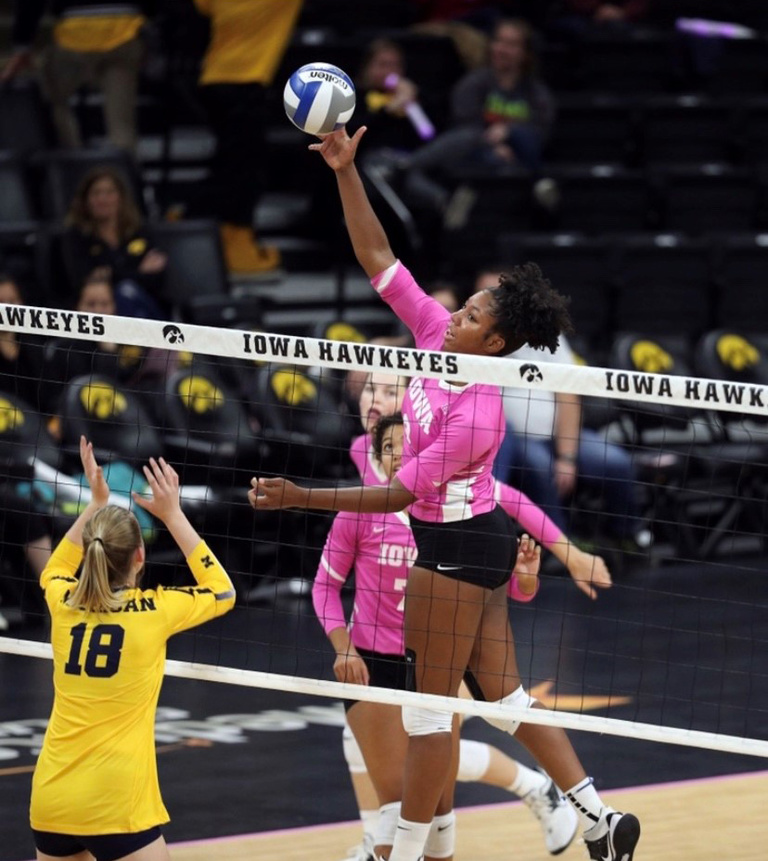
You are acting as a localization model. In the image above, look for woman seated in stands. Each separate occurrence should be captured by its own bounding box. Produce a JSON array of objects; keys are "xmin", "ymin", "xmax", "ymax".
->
[
  {"xmin": 0, "ymin": 275, "xmax": 48, "ymax": 413},
  {"xmin": 62, "ymin": 166, "xmax": 169, "ymax": 319},
  {"xmin": 43, "ymin": 273, "xmax": 176, "ymax": 413},
  {"xmin": 0, "ymin": 275, "xmax": 54, "ymax": 628}
]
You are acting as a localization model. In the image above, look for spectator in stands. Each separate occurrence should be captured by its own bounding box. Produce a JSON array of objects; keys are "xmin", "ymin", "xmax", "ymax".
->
[
  {"xmin": 43, "ymin": 273, "xmax": 176, "ymax": 414},
  {"xmin": 0, "ymin": 275, "xmax": 54, "ymax": 630},
  {"xmin": 394, "ymin": 18, "xmax": 556, "ymax": 221},
  {"xmin": 474, "ymin": 265, "xmax": 652, "ymax": 550},
  {"xmin": 409, "ymin": 0, "xmax": 542, "ymax": 69},
  {"xmin": 193, "ymin": 0, "xmax": 303, "ymax": 275},
  {"xmin": 0, "ymin": 276, "xmax": 48, "ymax": 414},
  {"xmin": 354, "ymin": 38, "xmax": 433, "ymax": 163},
  {"xmin": 63, "ymin": 166, "xmax": 168, "ymax": 319},
  {"xmin": 2, "ymin": 0, "xmax": 152, "ymax": 153}
]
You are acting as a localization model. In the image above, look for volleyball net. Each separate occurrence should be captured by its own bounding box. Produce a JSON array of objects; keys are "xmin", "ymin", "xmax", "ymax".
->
[{"xmin": 0, "ymin": 303, "xmax": 767, "ymax": 759}]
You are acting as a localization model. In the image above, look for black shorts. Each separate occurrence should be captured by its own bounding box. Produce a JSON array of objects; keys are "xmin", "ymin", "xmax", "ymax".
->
[
  {"xmin": 33, "ymin": 826, "xmax": 162, "ymax": 861},
  {"xmin": 409, "ymin": 505, "xmax": 515, "ymax": 590},
  {"xmin": 343, "ymin": 647, "xmax": 409, "ymax": 713}
]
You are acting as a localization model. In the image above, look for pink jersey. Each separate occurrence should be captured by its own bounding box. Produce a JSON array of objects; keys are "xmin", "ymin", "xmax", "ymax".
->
[
  {"xmin": 372, "ymin": 261, "xmax": 505, "ymax": 523},
  {"xmin": 313, "ymin": 508, "xmax": 415, "ymax": 654},
  {"xmin": 349, "ymin": 433, "xmax": 388, "ymax": 487}
]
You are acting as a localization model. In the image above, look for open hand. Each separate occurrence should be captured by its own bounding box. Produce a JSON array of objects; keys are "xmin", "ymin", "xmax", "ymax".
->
[
  {"xmin": 79, "ymin": 436, "xmax": 110, "ymax": 507},
  {"xmin": 132, "ymin": 457, "xmax": 180, "ymax": 521},
  {"xmin": 513, "ymin": 533, "xmax": 541, "ymax": 596},
  {"xmin": 308, "ymin": 126, "xmax": 367, "ymax": 171},
  {"xmin": 567, "ymin": 548, "xmax": 612, "ymax": 600},
  {"xmin": 249, "ymin": 477, "xmax": 308, "ymax": 510}
]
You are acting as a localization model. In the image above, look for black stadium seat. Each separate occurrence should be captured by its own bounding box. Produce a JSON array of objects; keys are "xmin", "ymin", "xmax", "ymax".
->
[
  {"xmin": 548, "ymin": 165, "xmax": 656, "ymax": 233},
  {"xmin": 0, "ymin": 79, "xmax": 54, "ymax": 154},
  {"xmin": 545, "ymin": 95, "xmax": 637, "ymax": 166},
  {"xmin": 57, "ymin": 374, "xmax": 163, "ymax": 468},
  {"xmin": 638, "ymin": 96, "xmax": 736, "ymax": 165},
  {"xmin": 34, "ymin": 148, "xmax": 145, "ymax": 221},
  {"xmin": 575, "ymin": 31, "xmax": 675, "ymax": 94},
  {"xmin": 712, "ymin": 232, "xmax": 768, "ymax": 329},
  {"xmin": 613, "ymin": 234, "xmax": 714, "ymax": 337},
  {"xmin": 150, "ymin": 219, "xmax": 229, "ymax": 315},
  {"xmin": 0, "ymin": 153, "xmax": 37, "ymax": 223},
  {"xmin": 654, "ymin": 164, "xmax": 760, "ymax": 233}
]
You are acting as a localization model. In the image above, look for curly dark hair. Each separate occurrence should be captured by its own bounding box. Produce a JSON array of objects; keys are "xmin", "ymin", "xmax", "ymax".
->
[
  {"xmin": 486, "ymin": 262, "xmax": 573, "ymax": 355},
  {"xmin": 372, "ymin": 412, "xmax": 404, "ymax": 461}
]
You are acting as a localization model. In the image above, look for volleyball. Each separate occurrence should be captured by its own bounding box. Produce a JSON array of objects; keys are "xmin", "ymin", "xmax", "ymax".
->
[{"xmin": 283, "ymin": 62, "xmax": 356, "ymax": 136}]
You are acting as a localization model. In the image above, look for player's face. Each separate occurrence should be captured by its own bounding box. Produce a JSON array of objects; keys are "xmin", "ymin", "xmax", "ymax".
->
[
  {"xmin": 358, "ymin": 373, "xmax": 406, "ymax": 433},
  {"xmin": 378, "ymin": 424, "xmax": 404, "ymax": 481},
  {"xmin": 87, "ymin": 177, "xmax": 121, "ymax": 222},
  {"xmin": 443, "ymin": 290, "xmax": 505, "ymax": 356}
]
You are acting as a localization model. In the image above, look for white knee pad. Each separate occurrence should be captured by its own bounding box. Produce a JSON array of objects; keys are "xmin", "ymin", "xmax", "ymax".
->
[
  {"xmin": 342, "ymin": 723, "xmax": 367, "ymax": 774},
  {"xmin": 402, "ymin": 705, "xmax": 453, "ymax": 737},
  {"xmin": 483, "ymin": 685, "xmax": 537, "ymax": 736},
  {"xmin": 375, "ymin": 801, "xmax": 400, "ymax": 848},
  {"xmin": 425, "ymin": 811, "xmax": 456, "ymax": 859},
  {"xmin": 456, "ymin": 738, "xmax": 491, "ymax": 782}
]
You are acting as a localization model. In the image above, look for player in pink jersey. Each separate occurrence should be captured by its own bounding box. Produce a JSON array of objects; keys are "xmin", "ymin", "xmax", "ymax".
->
[
  {"xmin": 250, "ymin": 127, "xmax": 640, "ymax": 861},
  {"xmin": 316, "ymin": 414, "xmax": 575, "ymax": 860}
]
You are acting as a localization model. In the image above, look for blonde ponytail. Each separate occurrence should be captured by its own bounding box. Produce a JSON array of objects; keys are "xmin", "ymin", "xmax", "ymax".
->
[{"xmin": 67, "ymin": 505, "xmax": 142, "ymax": 613}]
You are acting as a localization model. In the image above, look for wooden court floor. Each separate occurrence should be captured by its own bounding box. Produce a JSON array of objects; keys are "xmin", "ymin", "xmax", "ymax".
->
[{"xmin": 169, "ymin": 770, "xmax": 768, "ymax": 861}]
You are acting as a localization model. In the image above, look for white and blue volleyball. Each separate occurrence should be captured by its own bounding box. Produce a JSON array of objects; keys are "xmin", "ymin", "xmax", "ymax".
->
[{"xmin": 283, "ymin": 63, "xmax": 356, "ymax": 136}]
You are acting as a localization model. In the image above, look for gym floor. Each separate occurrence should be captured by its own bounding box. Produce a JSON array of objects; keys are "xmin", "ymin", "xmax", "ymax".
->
[{"xmin": 2, "ymin": 553, "xmax": 767, "ymax": 860}]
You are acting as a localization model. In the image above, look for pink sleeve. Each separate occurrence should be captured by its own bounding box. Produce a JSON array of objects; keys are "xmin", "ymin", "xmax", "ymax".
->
[
  {"xmin": 507, "ymin": 574, "xmax": 540, "ymax": 603},
  {"xmin": 372, "ymin": 261, "xmax": 450, "ymax": 349},
  {"xmin": 494, "ymin": 480, "xmax": 563, "ymax": 548},
  {"xmin": 349, "ymin": 435, "xmax": 367, "ymax": 480},
  {"xmin": 312, "ymin": 513, "xmax": 359, "ymax": 636},
  {"xmin": 397, "ymin": 398, "xmax": 499, "ymax": 497}
]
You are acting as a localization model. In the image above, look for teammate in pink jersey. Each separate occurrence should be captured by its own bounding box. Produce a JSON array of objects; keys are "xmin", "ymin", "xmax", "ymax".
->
[{"xmin": 250, "ymin": 126, "xmax": 640, "ymax": 861}]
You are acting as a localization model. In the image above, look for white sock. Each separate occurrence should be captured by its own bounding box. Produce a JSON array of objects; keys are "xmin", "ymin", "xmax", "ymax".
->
[
  {"xmin": 388, "ymin": 816, "xmax": 431, "ymax": 861},
  {"xmin": 565, "ymin": 776, "xmax": 607, "ymax": 833},
  {"xmin": 508, "ymin": 761, "xmax": 547, "ymax": 797}
]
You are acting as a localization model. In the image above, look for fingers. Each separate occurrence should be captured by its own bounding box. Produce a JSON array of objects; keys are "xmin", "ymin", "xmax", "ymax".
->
[{"xmin": 131, "ymin": 490, "xmax": 149, "ymax": 511}]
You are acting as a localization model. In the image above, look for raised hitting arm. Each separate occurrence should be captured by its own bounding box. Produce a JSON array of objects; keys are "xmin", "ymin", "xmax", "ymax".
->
[{"xmin": 309, "ymin": 127, "xmax": 396, "ymax": 279}]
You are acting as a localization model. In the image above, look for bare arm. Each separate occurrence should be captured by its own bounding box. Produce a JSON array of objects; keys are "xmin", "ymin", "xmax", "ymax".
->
[
  {"xmin": 249, "ymin": 476, "xmax": 414, "ymax": 514},
  {"xmin": 65, "ymin": 437, "xmax": 110, "ymax": 548},
  {"xmin": 553, "ymin": 391, "xmax": 581, "ymax": 496},
  {"xmin": 309, "ymin": 127, "xmax": 396, "ymax": 279}
]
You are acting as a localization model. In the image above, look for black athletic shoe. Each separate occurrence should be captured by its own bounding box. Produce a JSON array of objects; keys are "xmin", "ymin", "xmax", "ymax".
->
[{"xmin": 584, "ymin": 812, "xmax": 641, "ymax": 861}]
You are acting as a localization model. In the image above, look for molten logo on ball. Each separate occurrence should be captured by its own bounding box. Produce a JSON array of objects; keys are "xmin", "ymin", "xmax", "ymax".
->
[{"xmin": 284, "ymin": 62, "xmax": 356, "ymax": 136}]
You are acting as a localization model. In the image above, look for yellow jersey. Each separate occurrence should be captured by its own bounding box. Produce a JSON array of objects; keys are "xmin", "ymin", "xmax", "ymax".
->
[
  {"xmin": 194, "ymin": 0, "xmax": 303, "ymax": 85},
  {"xmin": 30, "ymin": 536, "xmax": 235, "ymax": 835}
]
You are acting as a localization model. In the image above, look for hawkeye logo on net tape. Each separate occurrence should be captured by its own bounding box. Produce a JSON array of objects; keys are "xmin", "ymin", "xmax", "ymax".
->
[
  {"xmin": 519, "ymin": 363, "xmax": 544, "ymax": 383},
  {"xmin": 242, "ymin": 332, "xmax": 460, "ymax": 376}
]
